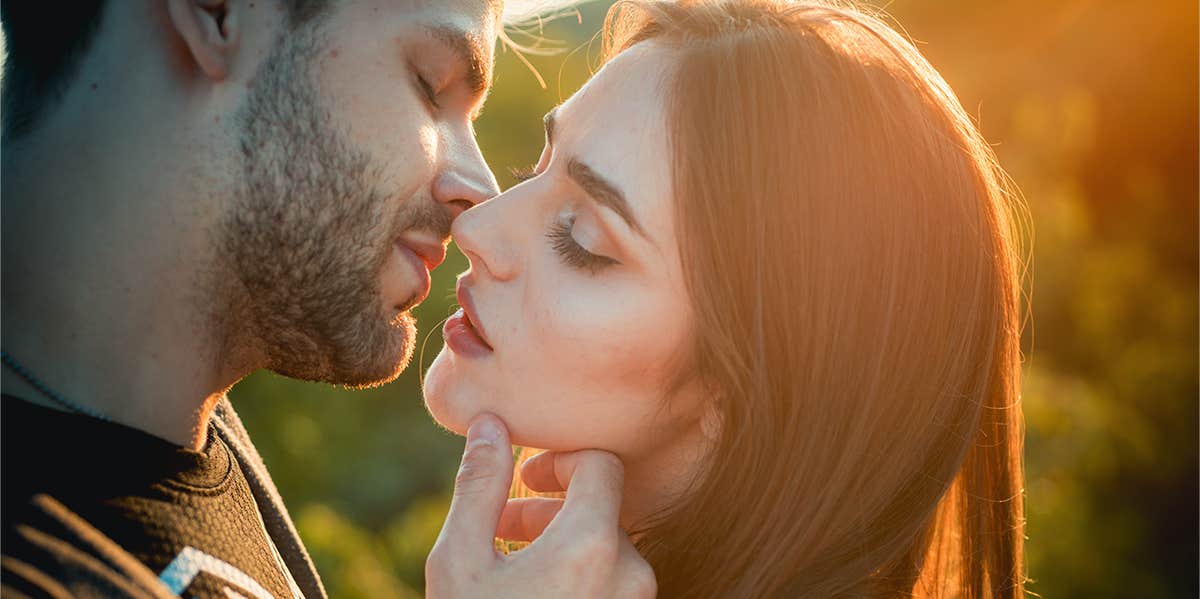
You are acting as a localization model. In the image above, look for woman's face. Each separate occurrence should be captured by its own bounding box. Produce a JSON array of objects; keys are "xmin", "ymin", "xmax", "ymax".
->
[{"xmin": 423, "ymin": 44, "xmax": 704, "ymax": 460}]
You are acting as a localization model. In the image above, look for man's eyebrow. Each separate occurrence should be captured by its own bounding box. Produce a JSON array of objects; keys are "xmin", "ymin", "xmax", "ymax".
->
[
  {"xmin": 567, "ymin": 158, "xmax": 648, "ymax": 239},
  {"xmin": 427, "ymin": 25, "xmax": 492, "ymax": 96}
]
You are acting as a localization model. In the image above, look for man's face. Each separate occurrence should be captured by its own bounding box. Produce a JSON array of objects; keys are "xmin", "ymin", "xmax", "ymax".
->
[{"xmin": 221, "ymin": 0, "xmax": 500, "ymax": 387}]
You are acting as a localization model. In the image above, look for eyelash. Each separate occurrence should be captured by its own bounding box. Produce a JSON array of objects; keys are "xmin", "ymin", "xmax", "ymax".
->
[
  {"xmin": 547, "ymin": 215, "xmax": 618, "ymax": 274},
  {"xmin": 510, "ymin": 165, "xmax": 536, "ymax": 183},
  {"xmin": 519, "ymin": 165, "xmax": 619, "ymax": 274}
]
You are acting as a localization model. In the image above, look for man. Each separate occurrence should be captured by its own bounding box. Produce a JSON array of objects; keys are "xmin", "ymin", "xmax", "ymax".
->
[{"xmin": 0, "ymin": 1, "xmax": 655, "ymax": 597}]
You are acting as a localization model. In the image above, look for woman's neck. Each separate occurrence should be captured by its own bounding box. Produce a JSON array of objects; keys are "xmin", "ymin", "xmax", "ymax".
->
[{"xmin": 617, "ymin": 418, "xmax": 711, "ymax": 534}]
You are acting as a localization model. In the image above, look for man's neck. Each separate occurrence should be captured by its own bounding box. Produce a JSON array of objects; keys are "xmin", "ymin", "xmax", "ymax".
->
[
  {"xmin": 1, "ymin": 118, "xmax": 255, "ymax": 450},
  {"xmin": 0, "ymin": 280, "xmax": 243, "ymax": 449},
  {"xmin": 0, "ymin": 367, "xmax": 231, "ymax": 448}
]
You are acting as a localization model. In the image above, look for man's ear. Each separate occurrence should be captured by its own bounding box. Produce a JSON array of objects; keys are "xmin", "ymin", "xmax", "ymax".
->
[{"xmin": 166, "ymin": 0, "xmax": 240, "ymax": 81}]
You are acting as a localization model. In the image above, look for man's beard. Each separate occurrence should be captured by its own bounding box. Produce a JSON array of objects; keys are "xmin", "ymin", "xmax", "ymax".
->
[{"xmin": 217, "ymin": 23, "xmax": 449, "ymax": 387}]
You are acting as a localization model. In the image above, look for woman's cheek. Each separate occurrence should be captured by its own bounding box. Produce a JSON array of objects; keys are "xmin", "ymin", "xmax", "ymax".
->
[
  {"xmin": 501, "ymin": 275, "xmax": 687, "ymax": 449},
  {"xmin": 567, "ymin": 300, "xmax": 680, "ymax": 391}
]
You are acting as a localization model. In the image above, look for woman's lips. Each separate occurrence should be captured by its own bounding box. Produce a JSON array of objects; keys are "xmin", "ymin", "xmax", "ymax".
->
[{"xmin": 445, "ymin": 281, "xmax": 494, "ymax": 358}]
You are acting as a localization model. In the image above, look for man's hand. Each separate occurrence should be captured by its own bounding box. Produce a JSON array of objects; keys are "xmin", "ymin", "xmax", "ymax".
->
[{"xmin": 425, "ymin": 414, "xmax": 657, "ymax": 598}]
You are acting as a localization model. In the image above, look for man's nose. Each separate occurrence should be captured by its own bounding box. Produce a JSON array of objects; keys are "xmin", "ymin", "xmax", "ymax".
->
[{"xmin": 432, "ymin": 137, "xmax": 501, "ymax": 221}]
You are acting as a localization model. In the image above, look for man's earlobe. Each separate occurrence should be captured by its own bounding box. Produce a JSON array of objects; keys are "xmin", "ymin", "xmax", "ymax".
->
[{"xmin": 166, "ymin": 0, "xmax": 240, "ymax": 81}]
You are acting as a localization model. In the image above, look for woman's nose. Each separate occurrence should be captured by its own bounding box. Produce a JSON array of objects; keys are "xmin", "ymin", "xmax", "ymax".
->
[{"xmin": 451, "ymin": 193, "xmax": 519, "ymax": 282}]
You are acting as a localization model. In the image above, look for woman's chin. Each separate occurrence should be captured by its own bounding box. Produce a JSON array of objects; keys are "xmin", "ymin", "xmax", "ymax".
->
[
  {"xmin": 422, "ymin": 350, "xmax": 471, "ymax": 436},
  {"xmin": 423, "ymin": 397, "xmax": 470, "ymax": 438},
  {"xmin": 423, "ymin": 363, "xmax": 538, "ymax": 446},
  {"xmin": 423, "ymin": 348, "xmax": 565, "ymax": 448}
]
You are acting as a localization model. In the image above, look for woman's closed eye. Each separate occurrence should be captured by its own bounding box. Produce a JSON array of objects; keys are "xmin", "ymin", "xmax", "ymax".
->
[{"xmin": 547, "ymin": 214, "xmax": 619, "ymax": 274}]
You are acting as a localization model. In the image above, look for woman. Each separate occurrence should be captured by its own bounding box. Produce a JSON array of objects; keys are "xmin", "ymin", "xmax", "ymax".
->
[{"xmin": 423, "ymin": 0, "xmax": 1027, "ymax": 596}]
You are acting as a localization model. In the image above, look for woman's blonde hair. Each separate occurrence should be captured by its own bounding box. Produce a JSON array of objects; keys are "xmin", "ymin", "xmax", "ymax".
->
[{"xmin": 599, "ymin": 1, "xmax": 1028, "ymax": 596}]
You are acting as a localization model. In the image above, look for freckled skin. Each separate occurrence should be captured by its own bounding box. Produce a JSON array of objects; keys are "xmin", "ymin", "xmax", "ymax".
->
[{"xmin": 424, "ymin": 45, "xmax": 710, "ymax": 523}]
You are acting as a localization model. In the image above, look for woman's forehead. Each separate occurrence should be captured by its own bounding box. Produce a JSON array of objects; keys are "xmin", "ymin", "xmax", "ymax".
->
[
  {"xmin": 555, "ymin": 45, "xmax": 673, "ymax": 175},
  {"xmin": 553, "ymin": 43, "xmax": 679, "ymax": 251},
  {"xmin": 558, "ymin": 43, "xmax": 673, "ymax": 135}
]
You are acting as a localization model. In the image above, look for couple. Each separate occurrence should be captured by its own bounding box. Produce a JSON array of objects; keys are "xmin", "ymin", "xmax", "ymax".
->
[{"xmin": 0, "ymin": 0, "xmax": 1027, "ymax": 597}]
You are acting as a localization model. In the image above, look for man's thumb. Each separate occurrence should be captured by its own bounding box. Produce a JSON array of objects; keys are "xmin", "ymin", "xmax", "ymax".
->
[{"xmin": 436, "ymin": 413, "xmax": 514, "ymax": 560}]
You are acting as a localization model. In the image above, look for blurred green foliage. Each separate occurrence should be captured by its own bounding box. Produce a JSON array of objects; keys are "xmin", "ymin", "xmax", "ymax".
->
[{"xmin": 231, "ymin": 1, "xmax": 1198, "ymax": 596}]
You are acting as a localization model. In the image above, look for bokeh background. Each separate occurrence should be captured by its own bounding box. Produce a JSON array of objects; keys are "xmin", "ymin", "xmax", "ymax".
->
[{"xmin": 226, "ymin": 1, "xmax": 1198, "ymax": 597}]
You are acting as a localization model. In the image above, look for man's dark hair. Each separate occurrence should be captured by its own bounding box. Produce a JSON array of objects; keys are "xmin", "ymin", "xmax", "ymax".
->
[
  {"xmin": 0, "ymin": 0, "xmax": 330, "ymax": 140},
  {"xmin": 0, "ymin": 3, "xmax": 108, "ymax": 139}
]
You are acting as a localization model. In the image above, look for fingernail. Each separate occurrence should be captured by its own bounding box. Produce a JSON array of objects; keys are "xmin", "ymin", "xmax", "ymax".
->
[{"xmin": 468, "ymin": 414, "xmax": 503, "ymax": 446}]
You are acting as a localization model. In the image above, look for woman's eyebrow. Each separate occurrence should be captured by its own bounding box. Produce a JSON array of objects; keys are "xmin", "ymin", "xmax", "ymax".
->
[
  {"xmin": 567, "ymin": 158, "xmax": 648, "ymax": 240},
  {"xmin": 544, "ymin": 107, "xmax": 652, "ymax": 243}
]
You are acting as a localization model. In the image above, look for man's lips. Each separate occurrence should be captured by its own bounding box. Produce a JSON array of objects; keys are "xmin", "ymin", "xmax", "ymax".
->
[
  {"xmin": 397, "ymin": 235, "xmax": 447, "ymax": 271},
  {"xmin": 455, "ymin": 279, "xmax": 493, "ymax": 349}
]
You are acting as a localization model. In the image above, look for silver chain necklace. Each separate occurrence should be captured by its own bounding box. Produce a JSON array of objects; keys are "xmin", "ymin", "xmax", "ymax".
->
[{"xmin": 1, "ymin": 350, "xmax": 110, "ymax": 422}]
